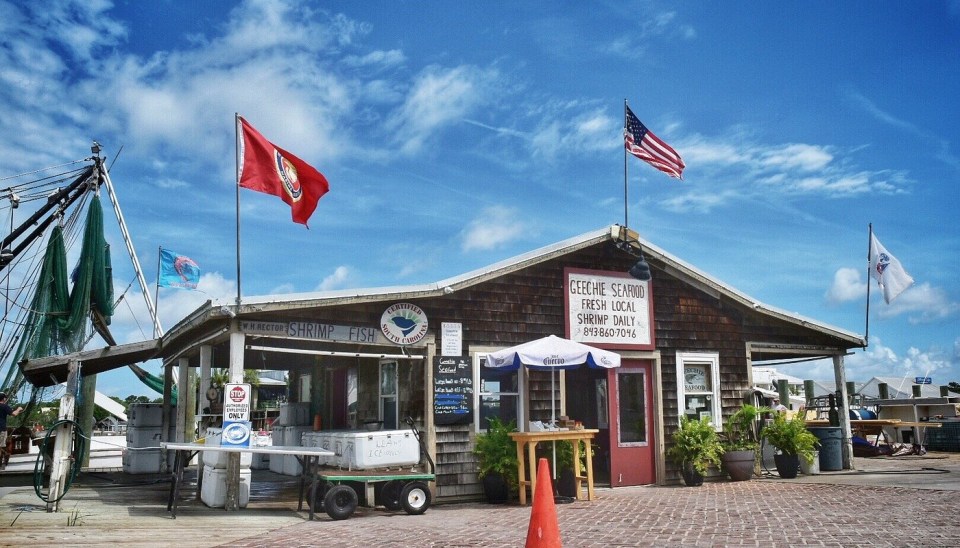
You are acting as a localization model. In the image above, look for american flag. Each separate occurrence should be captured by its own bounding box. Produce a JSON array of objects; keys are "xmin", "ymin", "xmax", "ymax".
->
[{"xmin": 624, "ymin": 105, "xmax": 685, "ymax": 179}]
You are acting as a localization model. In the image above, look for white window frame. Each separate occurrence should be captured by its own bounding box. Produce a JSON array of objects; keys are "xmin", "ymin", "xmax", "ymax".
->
[
  {"xmin": 473, "ymin": 351, "xmax": 525, "ymax": 432},
  {"xmin": 675, "ymin": 351, "xmax": 722, "ymax": 430}
]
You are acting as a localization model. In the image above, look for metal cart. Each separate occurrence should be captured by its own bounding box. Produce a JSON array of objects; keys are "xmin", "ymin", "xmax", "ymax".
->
[{"xmin": 312, "ymin": 417, "xmax": 436, "ymax": 520}]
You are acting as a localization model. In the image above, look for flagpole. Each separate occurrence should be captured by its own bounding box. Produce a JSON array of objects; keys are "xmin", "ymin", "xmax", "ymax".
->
[
  {"xmin": 154, "ymin": 246, "xmax": 162, "ymax": 339},
  {"xmin": 623, "ymin": 99, "xmax": 629, "ymax": 228},
  {"xmin": 235, "ymin": 113, "xmax": 242, "ymax": 306},
  {"xmin": 864, "ymin": 223, "xmax": 873, "ymax": 347}
]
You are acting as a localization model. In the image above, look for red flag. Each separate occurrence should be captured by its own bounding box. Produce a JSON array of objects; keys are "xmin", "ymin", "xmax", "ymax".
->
[
  {"xmin": 238, "ymin": 116, "xmax": 330, "ymax": 226},
  {"xmin": 624, "ymin": 105, "xmax": 685, "ymax": 179}
]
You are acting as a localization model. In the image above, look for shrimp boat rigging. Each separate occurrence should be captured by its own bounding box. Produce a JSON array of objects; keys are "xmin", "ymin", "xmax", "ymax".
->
[{"xmin": 0, "ymin": 143, "xmax": 173, "ymax": 421}]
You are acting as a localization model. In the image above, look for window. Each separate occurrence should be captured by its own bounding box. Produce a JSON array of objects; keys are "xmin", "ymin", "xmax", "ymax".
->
[
  {"xmin": 676, "ymin": 351, "xmax": 721, "ymax": 429},
  {"xmin": 474, "ymin": 354, "xmax": 522, "ymax": 431},
  {"xmin": 616, "ymin": 370, "xmax": 647, "ymax": 446},
  {"xmin": 379, "ymin": 360, "xmax": 398, "ymax": 430}
]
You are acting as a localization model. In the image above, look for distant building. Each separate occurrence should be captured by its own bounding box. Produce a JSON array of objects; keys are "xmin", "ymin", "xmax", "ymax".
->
[{"xmin": 860, "ymin": 376, "xmax": 959, "ymax": 399}]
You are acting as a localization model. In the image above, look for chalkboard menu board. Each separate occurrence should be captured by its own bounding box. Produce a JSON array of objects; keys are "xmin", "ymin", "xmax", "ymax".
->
[{"xmin": 433, "ymin": 356, "xmax": 473, "ymax": 425}]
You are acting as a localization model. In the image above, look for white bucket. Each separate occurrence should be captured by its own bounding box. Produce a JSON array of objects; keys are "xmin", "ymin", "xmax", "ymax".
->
[{"xmin": 800, "ymin": 450, "xmax": 820, "ymax": 475}]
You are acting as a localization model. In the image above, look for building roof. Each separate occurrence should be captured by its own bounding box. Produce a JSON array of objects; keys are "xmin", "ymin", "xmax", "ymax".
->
[
  {"xmin": 22, "ymin": 224, "xmax": 865, "ymax": 383},
  {"xmin": 166, "ymin": 224, "xmax": 865, "ymax": 348},
  {"xmin": 859, "ymin": 376, "xmax": 956, "ymax": 399}
]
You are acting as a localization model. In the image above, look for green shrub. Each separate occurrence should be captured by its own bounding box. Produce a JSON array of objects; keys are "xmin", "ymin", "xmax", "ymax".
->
[{"xmin": 666, "ymin": 415, "xmax": 725, "ymax": 475}]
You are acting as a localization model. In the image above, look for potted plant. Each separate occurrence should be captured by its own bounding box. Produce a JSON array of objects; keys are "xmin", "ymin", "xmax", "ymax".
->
[
  {"xmin": 666, "ymin": 415, "xmax": 725, "ymax": 486},
  {"xmin": 761, "ymin": 412, "xmax": 819, "ymax": 479},
  {"xmin": 473, "ymin": 417, "xmax": 518, "ymax": 503},
  {"xmin": 553, "ymin": 439, "xmax": 587, "ymax": 498},
  {"xmin": 720, "ymin": 404, "xmax": 769, "ymax": 481}
]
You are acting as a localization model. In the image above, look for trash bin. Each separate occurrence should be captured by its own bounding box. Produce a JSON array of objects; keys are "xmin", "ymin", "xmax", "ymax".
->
[{"xmin": 807, "ymin": 427, "xmax": 843, "ymax": 471}]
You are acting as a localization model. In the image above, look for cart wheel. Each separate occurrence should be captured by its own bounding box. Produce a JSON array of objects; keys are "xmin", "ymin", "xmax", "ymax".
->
[
  {"xmin": 312, "ymin": 483, "xmax": 332, "ymax": 513},
  {"xmin": 324, "ymin": 485, "xmax": 358, "ymax": 520},
  {"xmin": 400, "ymin": 481, "xmax": 431, "ymax": 515},
  {"xmin": 380, "ymin": 480, "xmax": 403, "ymax": 511}
]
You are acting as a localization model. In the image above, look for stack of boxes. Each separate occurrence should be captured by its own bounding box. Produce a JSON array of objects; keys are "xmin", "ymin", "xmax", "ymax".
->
[
  {"xmin": 270, "ymin": 402, "xmax": 311, "ymax": 476},
  {"xmin": 123, "ymin": 403, "xmax": 174, "ymax": 474},
  {"xmin": 200, "ymin": 427, "xmax": 252, "ymax": 508}
]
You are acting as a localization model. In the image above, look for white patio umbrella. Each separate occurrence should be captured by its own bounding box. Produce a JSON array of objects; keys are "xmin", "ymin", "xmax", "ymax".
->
[{"xmin": 485, "ymin": 335, "xmax": 621, "ymax": 477}]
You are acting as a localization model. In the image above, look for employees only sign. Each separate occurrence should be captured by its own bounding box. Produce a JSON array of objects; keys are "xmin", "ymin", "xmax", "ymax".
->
[{"xmin": 223, "ymin": 383, "xmax": 251, "ymax": 421}]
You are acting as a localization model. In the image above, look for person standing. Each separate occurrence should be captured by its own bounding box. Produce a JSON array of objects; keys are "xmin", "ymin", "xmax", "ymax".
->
[
  {"xmin": 772, "ymin": 398, "xmax": 788, "ymax": 412},
  {"xmin": 0, "ymin": 392, "xmax": 24, "ymax": 470}
]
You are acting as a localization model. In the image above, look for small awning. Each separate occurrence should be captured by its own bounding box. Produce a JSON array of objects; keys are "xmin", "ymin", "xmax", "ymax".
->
[{"xmin": 20, "ymin": 338, "xmax": 161, "ymax": 387}]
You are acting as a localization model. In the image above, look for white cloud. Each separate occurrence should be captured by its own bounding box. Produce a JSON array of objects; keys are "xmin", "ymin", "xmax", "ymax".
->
[
  {"xmin": 387, "ymin": 64, "xmax": 499, "ymax": 155},
  {"xmin": 530, "ymin": 108, "xmax": 617, "ymax": 159},
  {"xmin": 760, "ymin": 143, "xmax": 833, "ymax": 171},
  {"xmin": 878, "ymin": 282, "xmax": 960, "ymax": 324},
  {"xmin": 343, "ymin": 49, "xmax": 406, "ymax": 69},
  {"xmin": 660, "ymin": 190, "xmax": 735, "ymax": 214},
  {"xmin": 825, "ymin": 270, "xmax": 958, "ymax": 323},
  {"xmin": 666, "ymin": 133, "xmax": 910, "ymax": 211},
  {"xmin": 774, "ymin": 338, "xmax": 956, "ymax": 383},
  {"xmin": 106, "ymin": 271, "xmax": 233, "ymax": 344},
  {"xmin": 461, "ymin": 206, "xmax": 528, "ymax": 251},
  {"xmin": 314, "ymin": 266, "xmax": 351, "ymax": 291},
  {"xmin": 826, "ymin": 267, "xmax": 866, "ymax": 303}
]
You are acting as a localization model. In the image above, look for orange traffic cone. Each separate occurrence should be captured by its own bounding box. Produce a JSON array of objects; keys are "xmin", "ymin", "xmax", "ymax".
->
[{"xmin": 525, "ymin": 457, "xmax": 562, "ymax": 548}]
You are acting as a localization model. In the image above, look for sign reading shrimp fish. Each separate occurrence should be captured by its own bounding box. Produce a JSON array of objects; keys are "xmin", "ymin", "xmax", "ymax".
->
[{"xmin": 380, "ymin": 303, "xmax": 429, "ymax": 345}]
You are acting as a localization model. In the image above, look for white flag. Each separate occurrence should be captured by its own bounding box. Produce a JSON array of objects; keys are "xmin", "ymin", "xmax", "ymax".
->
[{"xmin": 869, "ymin": 233, "xmax": 914, "ymax": 304}]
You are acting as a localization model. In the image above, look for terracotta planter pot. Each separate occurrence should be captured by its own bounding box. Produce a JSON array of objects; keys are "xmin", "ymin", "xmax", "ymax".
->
[{"xmin": 721, "ymin": 450, "xmax": 756, "ymax": 481}]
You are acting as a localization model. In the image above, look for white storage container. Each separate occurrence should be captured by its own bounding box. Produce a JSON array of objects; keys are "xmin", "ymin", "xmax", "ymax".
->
[
  {"xmin": 203, "ymin": 449, "xmax": 252, "ymax": 469},
  {"xmin": 122, "ymin": 447, "xmax": 173, "ymax": 474},
  {"xmin": 278, "ymin": 403, "xmax": 311, "ymax": 426},
  {"xmin": 201, "ymin": 465, "xmax": 251, "ymax": 508},
  {"xmin": 250, "ymin": 453, "xmax": 270, "ymax": 470},
  {"xmin": 201, "ymin": 427, "xmax": 252, "ymax": 468},
  {"xmin": 126, "ymin": 426, "xmax": 164, "ymax": 448},
  {"xmin": 269, "ymin": 425, "xmax": 285, "ymax": 474},
  {"xmin": 128, "ymin": 403, "xmax": 165, "ymax": 427},
  {"xmin": 331, "ymin": 431, "xmax": 351, "ymax": 468},
  {"xmin": 301, "ymin": 432, "xmax": 331, "ymax": 466},
  {"xmin": 282, "ymin": 426, "xmax": 311, "ymax": 476},
  {"xmin": 341, "ymin": 430, "xmax": 420, "ymax": 470}
]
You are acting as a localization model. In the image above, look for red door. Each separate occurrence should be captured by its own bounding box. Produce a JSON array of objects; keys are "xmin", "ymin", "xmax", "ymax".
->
[{"xmin": 608, "ymin": 360, "xmax": 655, "ymax": 486}]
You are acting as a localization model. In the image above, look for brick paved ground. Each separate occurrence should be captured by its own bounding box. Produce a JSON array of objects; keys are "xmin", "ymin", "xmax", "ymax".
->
[
  {"xmin": 3, "ymin": 453, "xmax": 958, "ymax": 547},
  {"xmin": 227, "ymin": 479, "xmax": 960, "ymax": 547}
]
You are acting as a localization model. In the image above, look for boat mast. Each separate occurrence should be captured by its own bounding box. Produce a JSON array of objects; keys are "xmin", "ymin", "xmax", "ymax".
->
[{"xmin": 94, "ymin": 149, "xmax": 164, "ymax": 338}]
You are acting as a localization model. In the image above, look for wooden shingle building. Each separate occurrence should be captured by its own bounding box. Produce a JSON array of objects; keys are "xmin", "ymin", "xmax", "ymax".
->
[{"xmin": 22, "ymin": 224, "xmax": 864, "ymax": 501}]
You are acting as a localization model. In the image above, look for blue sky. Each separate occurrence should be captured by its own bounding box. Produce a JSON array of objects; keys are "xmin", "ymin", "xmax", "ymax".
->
[{"xmin": 0, "ymin": 0, "xmax": 957, "ymax": 398}]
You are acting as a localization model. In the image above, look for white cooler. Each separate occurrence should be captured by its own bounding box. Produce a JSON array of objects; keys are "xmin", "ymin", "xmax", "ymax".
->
[
  {"xmin": 269, "ymin": 425, "xmax": 285, "ymax": 473},
  {"xmin": 342, "ymin": 429, "xmax": 420, "ymax": 469},
  {"xmin": 201, "ymin": 465, "xmax": 251, "ymax": 508},
  {"xmin": 122, "ymin": 447, "xmax": 173, "ymax": 474},
  {"xmin": 282, "ymin": 426, "xmax": 311, "ymax": 476},
  {"xmin": 127, "ymin": 403, "xmax": 165, "ymax": 428},
  {"xmin": 126, "ymin": 427, "xmax": 164, "ymax": 448},
  {"xmin": 278, "ymin": 403, "xmax": 311, "ymax": 426},
  {"xmin": 202, "ymin": 427, "xmax": 252, "ymax": 468}
]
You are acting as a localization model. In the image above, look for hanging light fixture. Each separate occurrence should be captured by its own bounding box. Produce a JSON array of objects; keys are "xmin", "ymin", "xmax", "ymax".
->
[
  {"xmin": 615, "ymin": 231, "xmax": 653, "ymax": 281},
  {"xmin": 628, "ymin": 253, "xmax": 651, "ymax": 281}
]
